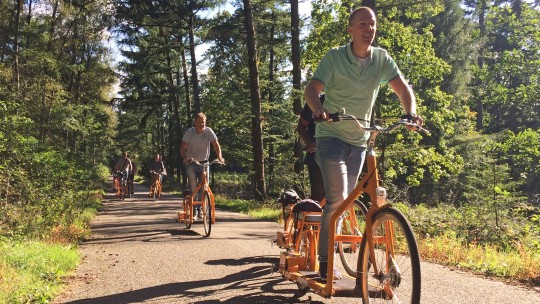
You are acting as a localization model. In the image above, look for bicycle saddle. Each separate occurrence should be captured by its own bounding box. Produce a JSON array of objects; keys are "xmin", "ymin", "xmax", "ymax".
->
[
  {"xmin": 278, "ymin": 190, "xmax": 300, "ymax": 206},
  {"xmin": 292, "ymin": 199, "xmax": 323, "ymax": 213}
]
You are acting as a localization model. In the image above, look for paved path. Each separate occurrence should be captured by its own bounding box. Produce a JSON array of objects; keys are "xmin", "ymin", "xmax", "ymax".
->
[{"xmin": 54, "ymin": 182, "xmax": 540, "ymax": 303}]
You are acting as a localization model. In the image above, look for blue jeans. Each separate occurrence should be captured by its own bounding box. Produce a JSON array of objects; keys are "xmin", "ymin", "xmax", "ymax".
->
[
  {"xmin": 186, "ymin": 163, "xmax": 209, "ymax": 214},
  {"xmin": 315, "ymin": 137, "xmax": 366, "ymax": 262}
]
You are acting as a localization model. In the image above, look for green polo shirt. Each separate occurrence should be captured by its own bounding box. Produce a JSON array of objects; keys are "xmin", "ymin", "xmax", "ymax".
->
[{"xmin": 313, "ymin": 43, "xmax": 401, "ymax": 146}]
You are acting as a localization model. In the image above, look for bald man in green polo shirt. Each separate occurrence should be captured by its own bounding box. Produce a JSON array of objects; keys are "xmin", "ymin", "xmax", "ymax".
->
[{"xmin": 304, "ymin": 6, "xmax": 425, "ymax": 281}]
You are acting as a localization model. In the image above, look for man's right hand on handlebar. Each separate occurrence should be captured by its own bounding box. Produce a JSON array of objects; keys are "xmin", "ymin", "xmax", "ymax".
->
[{"xmin": 311, "ymin": 107, "xmax": 329, "ymax": 122}]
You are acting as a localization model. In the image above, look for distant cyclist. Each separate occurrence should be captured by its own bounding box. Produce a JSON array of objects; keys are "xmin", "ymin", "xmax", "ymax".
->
[
  {"xmin": 149, "ymin": 153, "xmax": 165, "ymax": 191},
  {"xmin": 114, "ymin": 152, "xmax": 133, "ymax": 196},
  {"xmin": 180, "ymin": 112, "xmax": 224, "ymax": 219}
]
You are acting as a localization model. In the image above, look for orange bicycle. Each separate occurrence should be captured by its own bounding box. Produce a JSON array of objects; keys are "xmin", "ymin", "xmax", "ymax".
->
[
  {"xmin": 113, "ymin": 171, "xmax": 121, "ymax": 197},
  {"xmin": 149, "ymin": 171, "xmax": 162, "ymax": 201},
  {"xmin": 276, "ymin": 192, "xmax": 367, "ymax": 278},
  {"xmin": 178, "ymin": 159, "xmax": 224, "ymax": 237},
  {"xmin": 115, "ymin": 170, "xmax": 129, "ymax": 200},
  {"xmin": 278, "ymin": 110, "xmax": 427, "ymax": 303}
]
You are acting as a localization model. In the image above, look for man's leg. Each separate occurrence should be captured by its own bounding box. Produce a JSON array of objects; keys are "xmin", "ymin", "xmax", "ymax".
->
[
  {"xmin": 194, "ymin": 166, "xmax": 205, "ymax": 217},
  {"xmin": 306, "ymin": 152, "xmax": 325, "ymax": 203},
  {"xmin": 315, "ymin": 137, "xmax": 365, "ymax": 280},
  {"xmin": 315, "ymin": 138, "xmax": 347, "ymax": 272}
]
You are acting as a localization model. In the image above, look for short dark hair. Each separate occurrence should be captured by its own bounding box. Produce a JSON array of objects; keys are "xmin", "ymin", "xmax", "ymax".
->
[
  {"xmin": 348, "ymin": 7, "xmax": 376, "ymax": 25},
  {"xmin": 195, "ymin": 112, "xmax": 206, "ymax": 120}
]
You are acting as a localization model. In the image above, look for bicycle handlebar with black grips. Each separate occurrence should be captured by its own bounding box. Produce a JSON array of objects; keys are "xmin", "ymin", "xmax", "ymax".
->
[
  {"xmin": 315, "ymin": 108, "xmax": 430, "ymax": 135},
  {"xmin": 187, "ymin": 158, "xmax": 225, "ymax": 166}
]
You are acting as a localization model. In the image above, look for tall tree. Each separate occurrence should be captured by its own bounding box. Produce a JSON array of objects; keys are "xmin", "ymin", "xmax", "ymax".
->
[{"xmin": 243, "ymin": 0, "xmax": 266, "ymax": 199}]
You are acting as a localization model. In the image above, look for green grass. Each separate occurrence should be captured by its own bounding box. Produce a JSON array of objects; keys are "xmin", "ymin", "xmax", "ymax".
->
[
  {"xmin": 214, "ymin": 194, "xmax": 281, "ymax": 222},
  {"xmin": 418, "ymin": 234, "xmax": 540, "ymax": 284},
  {"xmin": 0, "ymin": 239, "xmax": 80, "ymax": 303}
]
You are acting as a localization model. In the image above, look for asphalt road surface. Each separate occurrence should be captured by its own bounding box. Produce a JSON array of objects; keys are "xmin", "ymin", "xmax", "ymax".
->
[{"xmin": 54, "ymin": 182, "xmax": 540, "ymax": 304}]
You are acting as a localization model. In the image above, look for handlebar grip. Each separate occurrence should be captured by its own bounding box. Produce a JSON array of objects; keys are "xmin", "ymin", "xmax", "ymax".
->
[{"xmin": 314, "ymin": 112, "xmax": 341, "ymax": 122}]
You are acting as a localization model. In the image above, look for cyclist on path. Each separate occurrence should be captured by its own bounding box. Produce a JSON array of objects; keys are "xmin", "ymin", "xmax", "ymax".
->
[
  {"xmin": 303, "ymin": 6, "xmax": 424, "ymax": 281},
  {"xmin": 180, "ymin": 112, "xmax": 224, "ymax": 219},
  {"xmin": 114, "ymin": 152, "xmax": 133, "ymax": 179},
  {"xmin": 148, "ymin": 153, "xmax": 165, "ymax": 196}
]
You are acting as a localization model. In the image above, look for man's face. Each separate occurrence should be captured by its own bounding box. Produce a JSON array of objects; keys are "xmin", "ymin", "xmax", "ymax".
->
[
  {"xmin": 195, "ymin": 117, "xmax": 206, "ymax": 133},
  {"xmin": 347, "ymin": 10, "xmax": 377, "ymax": 48},
  {"xmin": 154, "ymin": 155, "xmax": 160, "ymax": 161}
]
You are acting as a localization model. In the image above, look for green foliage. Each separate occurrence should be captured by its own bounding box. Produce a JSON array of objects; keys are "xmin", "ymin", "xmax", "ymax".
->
[
  {"xmin": 492, "ymin": 129, "xmax": 540, "ymax": 197},
  {"xmin": 0, "ymin": 239, "xmax": 80, "ymax": 303}
]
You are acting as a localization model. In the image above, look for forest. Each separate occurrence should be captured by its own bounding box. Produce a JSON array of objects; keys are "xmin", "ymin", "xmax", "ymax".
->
[{"xmin": 0, "ymin": 0, "xmax": 539, "ymax": 299}]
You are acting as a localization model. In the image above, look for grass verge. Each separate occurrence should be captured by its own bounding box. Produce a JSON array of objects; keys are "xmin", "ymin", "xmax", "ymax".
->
[{"xmin": 0, "ymin": 239, "xmax": 80, "ymax": 303}]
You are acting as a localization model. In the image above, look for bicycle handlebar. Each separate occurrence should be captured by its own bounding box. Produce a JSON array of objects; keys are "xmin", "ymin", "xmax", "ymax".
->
[
  {"xmin": 319, "ymin": 108, "xmax": 430, "ymax": 135},
  {"xmin": 188, "ymin": 158, "xmax": 225, "ymax": 166}
]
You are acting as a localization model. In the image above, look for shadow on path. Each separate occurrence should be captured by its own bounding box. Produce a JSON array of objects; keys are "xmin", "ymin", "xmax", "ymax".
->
[{"xmin": 62, "ymin": 256, "xmax": 316, "ymax": 304}]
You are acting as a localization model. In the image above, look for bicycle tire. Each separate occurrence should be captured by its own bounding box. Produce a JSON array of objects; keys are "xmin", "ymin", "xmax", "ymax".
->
[
  {"xmin": 202, "ymin": 191, "xmax": 212, "ymax": 237},
  {"xmin": 337, "ymin": 200, "xmax": 368, "ymax": 277},
  {"xmin": 153, "ymin": 182, "xmax": 157, "ymax": 201},
  {"xmin": 183, "ymin": 198, "xmax": 192, "ymax": 229},
  {"xmin": 298, "ymin": 228, "xmax": 318, "ymax": 271},
  {"xmin": 285, "ymin": 215, "xmax": 294, "ymax": 248},
  {"xmin": 358, "ymin": 207, "xmax": 421, "ymax": 304}
]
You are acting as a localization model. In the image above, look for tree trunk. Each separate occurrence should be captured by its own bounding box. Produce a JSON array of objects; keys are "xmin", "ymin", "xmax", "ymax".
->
[
  {"xmin": 476, "ymin": 0, "xmax": 486, "ymax": 131},
  {"xmin": 243, "ymin": 0, "xmax": 266, "ymax": 200},
  {"xmin": 165, "ymin": 35, "xmax": 181, "ymax": 180},
  {"xmin": 291, "ymin": 0, "xmax": 302, "ymax": 115},
  {"xmin": 267, "ymin": 10, "xmax": 276, "ymax": 191},
  {"xmin": 180, "ymin": 44, "xmax": 190, "ymax": 188},
  {"xmin": 188, "ymin": 13, "xmax": 201, "ymax": 115},
  {"xmin": 13, "ymin": 0, "xmax": 23, "ymax": 90},
  {"xmin": 291, "ymin": 0, "xmax": 305, "ymax": 182}
]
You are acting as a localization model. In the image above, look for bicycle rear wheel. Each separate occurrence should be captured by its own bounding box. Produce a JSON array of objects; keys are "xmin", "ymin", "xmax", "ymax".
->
[
  {"xmin": 337, "ymin": 200, "xmax": 367, "ymax": 277},
  {"xmin": 183, "ymin": 198, "xmax": 192, "ymax": 229},
  {"xmin": 358, "ymin": 207, "xmax": 421, "ymax": 304},
  {"xmin": 202, "ymin": 191, "xmax": 212, "ymax": 237}
]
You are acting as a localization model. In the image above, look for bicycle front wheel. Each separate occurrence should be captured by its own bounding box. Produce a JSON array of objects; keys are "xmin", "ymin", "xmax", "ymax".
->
[
  {"xmin": 202, "ymin": 191, "xmax": 212, "ymax": 237},
  {"xmin": 153, "ymin": 182, "xmax": 157, "ymax": 201},
  {"xmin": 337, "ymin": 200, "xmax": 367, "ymax": 277},
  {"xmin": 358, "ymin": 207, "xmax": 421, "ymax": 304}
]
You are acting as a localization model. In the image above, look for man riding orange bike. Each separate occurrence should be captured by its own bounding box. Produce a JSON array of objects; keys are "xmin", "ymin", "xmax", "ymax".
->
[
  {"xmin": 149, "ymin": 153, "xmax": 165, "ymax": 197},
  {"xmin": 114, "ymin": 152, "xmax": 133, "ymax": 198},
  {"xmin": 180, "ymin": 112, "xmax": 224, "ymax": 220},
  {"xmin": 303, "ymin": 6, "xmax": 425, "ymax": 281}
]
